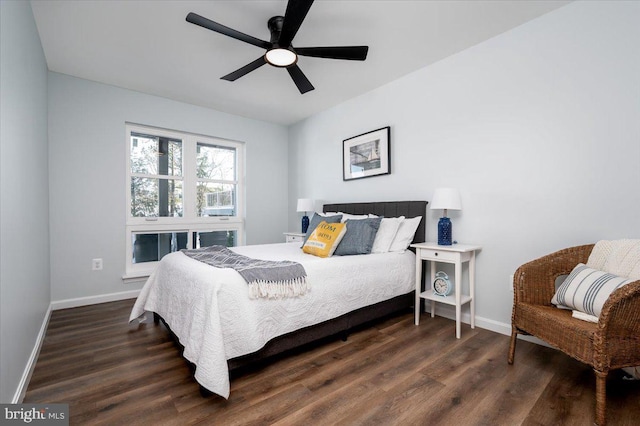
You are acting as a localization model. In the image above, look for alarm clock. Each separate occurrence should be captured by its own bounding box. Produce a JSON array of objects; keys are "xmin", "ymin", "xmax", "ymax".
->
[{"xmin": 433, "ymin": 271, "xmax": 453, "ymax": 296}]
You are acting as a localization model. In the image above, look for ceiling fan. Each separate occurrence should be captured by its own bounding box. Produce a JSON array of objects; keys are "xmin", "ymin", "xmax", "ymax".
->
[{"xmin": 186, "ymin": 0, "xmax": 369, "ymax": 94}]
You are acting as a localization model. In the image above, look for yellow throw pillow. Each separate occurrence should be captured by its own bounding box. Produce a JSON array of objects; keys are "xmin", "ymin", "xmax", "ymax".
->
[{"xmin": 302, "ymin": 221, "xmax": 347, "ymax": 258}]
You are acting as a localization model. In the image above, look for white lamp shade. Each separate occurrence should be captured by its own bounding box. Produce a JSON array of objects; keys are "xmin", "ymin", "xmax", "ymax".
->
[
  {"xmin": 297, "ymin": 198, "xmax": 314, "ymax": 212},
  {"xmin": 430, "ymin": 188, "xmax": 462, "ymax": 211}
]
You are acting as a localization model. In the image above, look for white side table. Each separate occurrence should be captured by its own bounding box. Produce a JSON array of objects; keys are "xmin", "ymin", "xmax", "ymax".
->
[
  {"xmin": 410, "ymin": 242, "xmax": 481, "ymax": 339},
  {"xmin": 284, "ymin": 232, "xmax": 305, "ymax": 243}
]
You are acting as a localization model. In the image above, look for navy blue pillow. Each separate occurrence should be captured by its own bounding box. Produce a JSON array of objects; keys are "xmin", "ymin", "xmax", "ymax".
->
[
  {"xmin": 302, "ymin": 213, "xmax": 343, "ymax": 246},
  {"xmin": 334, "ymin": 217, "xmax": 382, "ymax": 256}
]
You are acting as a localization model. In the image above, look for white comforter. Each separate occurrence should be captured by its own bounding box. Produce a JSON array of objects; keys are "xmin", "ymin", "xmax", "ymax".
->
[{"xmin": 129, "ymin": 243, "xmax": 415, "ymax": 398}]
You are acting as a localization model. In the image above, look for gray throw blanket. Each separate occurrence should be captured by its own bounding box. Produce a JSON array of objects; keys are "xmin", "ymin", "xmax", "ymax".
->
[{"xmin": 181, "ymin": 245, "xmax": 309, "ymax": 299}]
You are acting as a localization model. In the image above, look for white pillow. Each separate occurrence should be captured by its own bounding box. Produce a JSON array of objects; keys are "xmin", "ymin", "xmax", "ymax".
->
[
  {"xmin": 551, "ymin": 263, "xmax": 633, "ymax": 318},
  {"xmin": 389, "ymin": 216, "xmax": 422, "ymax": 252},
  {"xmin": 337, "ymin": 212, "xmax": 369, "ymax": 222},
  {"xmin": 371, "ymin": 217, "xmax": 404, "ymax": 253}
]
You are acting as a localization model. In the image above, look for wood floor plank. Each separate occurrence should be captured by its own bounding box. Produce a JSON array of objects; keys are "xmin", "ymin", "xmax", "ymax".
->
[
  {"xmin": 451, "ymin": 341, "xmax": 558, "ymax": 425},
  {"xmin": 337, "ymin": 372, "xmax": 444, "ymax": 425},
  {"xmin": 23, "ymin": 298, "xmax": 640, "ymax": 425}
]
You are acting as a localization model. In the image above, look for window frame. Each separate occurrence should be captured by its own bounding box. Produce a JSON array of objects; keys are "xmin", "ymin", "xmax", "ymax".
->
[{"xmin": 124, "ymin": 123, "xmax": 245, "ymax": 278}]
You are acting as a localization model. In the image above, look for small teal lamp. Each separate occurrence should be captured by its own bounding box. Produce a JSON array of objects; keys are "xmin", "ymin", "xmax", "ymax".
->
[
  {"xmin": 297, "ymin": 198, "xmax": 314, "ymax": 233},
  {"xmin": 430, "ymin": 188, "xmax": 462, "ymax": 246}
]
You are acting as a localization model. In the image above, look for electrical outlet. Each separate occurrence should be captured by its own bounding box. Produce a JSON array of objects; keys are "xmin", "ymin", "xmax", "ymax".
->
[{"xmin": 92, "ymin": 258, "xmax": 103, "ymax": 271}]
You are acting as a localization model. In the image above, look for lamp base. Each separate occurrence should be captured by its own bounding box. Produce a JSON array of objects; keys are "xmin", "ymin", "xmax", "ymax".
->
[
  {"xmin": 437, "ymin": 217, "xmax": 453, "ymax": 245},
  {"xmin": 301, "ymin": 215, "xmax": 309, "ymax": 234}
]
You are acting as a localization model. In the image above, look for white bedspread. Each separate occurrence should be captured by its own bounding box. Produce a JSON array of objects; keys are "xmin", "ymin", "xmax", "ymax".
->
[{"xmin": 129, "ymin": 243, "xmax": 415, "ymax": 398}]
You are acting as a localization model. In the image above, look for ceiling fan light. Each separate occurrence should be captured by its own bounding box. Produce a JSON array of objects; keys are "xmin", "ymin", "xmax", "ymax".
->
[{"xmin": 265, "ymin": 48, "xmax": 297, "ymax": 67}]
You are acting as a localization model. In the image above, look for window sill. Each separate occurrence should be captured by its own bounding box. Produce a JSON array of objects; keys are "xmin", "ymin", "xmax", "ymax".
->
[{"xmin": 122, "ymin": 273, "xmax": 150, "ymax": 285}]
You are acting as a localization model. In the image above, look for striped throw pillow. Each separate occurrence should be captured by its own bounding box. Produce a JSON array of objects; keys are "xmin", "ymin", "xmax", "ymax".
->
[{"xmin": 551, "ymin": 263, "xmax": 633, "ymax": 317}]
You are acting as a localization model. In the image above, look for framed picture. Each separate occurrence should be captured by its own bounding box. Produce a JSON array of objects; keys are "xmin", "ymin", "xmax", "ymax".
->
[{"xmin": 343, "ymin": 126, "xmax": 391, "ymax": 181}]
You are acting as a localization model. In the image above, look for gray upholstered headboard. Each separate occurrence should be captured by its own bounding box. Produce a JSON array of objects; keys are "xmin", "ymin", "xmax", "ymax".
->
[{"xmin": 323, "ymin": 201, "xmax": 428, "ymax": 245}]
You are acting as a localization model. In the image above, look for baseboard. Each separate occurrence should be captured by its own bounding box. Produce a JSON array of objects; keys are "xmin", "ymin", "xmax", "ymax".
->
[
  {"xmin": 51, "ymin": 289, "xmax": 141, "ymax": 311},
  {"xmin": 431, "ymin": 304, "xmax": 553, "ymax": 348},
  {"xmin": 12, "ymin": 304, "xmax": 52, "ymax": 403}
]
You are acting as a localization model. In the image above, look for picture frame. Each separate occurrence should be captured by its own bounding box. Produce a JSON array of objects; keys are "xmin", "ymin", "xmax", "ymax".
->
[{"xmin": 343, "ymin": 126, "xmax": 391, "ymax": 181}]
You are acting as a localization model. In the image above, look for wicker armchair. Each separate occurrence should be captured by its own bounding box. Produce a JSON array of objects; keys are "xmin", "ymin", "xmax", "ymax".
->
[{"xmin": 508, "ymin": 244, "xmax": 640, "ymax": 426}]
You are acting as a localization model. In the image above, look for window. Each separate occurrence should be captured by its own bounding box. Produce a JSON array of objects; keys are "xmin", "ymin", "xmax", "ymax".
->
[
  {"xmin": 196, "ymin": 143, "xmax": 237, "ymax": 217},
  {"xmin": 130, "ymin": 132, "xmax": 183, "ymax": 218},
  {"xmin": 125, "ymin": 124, "xmax": 244, "ymax": 278}
]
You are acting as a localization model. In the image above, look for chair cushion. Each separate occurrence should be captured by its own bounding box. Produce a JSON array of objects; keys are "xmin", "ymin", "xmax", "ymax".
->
[
  {"xmin": 514, "ymin": 303, "xmax": 596, "ymax": 365},
  {"xmin": 551, "ymin": 263, "xmax": 633, "ymax": 317},
  {"xmin": 586, "ymin": 239, "xmax": 640, "ymax": 279}
]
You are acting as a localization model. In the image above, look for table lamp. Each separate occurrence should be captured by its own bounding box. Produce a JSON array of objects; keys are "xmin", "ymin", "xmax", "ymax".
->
[
  {"xmin": 430, "ymin": 188, "xmax": 462, "ymax": 245},
  {"xmin": 297, "ymin": 198, "xmax": 314, "ymax": 233}
]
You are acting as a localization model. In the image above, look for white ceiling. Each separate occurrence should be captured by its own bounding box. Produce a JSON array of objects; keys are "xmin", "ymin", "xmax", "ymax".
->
[{"xmin": 30, "ymin": 0, "xmax": 570, "ymax": 126}]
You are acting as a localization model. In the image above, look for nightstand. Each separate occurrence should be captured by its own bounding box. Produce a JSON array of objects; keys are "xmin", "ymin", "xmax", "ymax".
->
[
  {"xmin": 410, "ymin": 242, "xmax": 481, "ymax": 339},
  {"xmin": 284, "ymin": 232, "xmax": 305, "ymax": 243}
]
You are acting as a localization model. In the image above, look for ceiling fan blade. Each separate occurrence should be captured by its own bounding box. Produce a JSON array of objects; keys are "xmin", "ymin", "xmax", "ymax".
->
[
  {"xmin": 278, "ymin": 0, "xmax": 314, "ymax": 48},
  {"xmin": 295, "ymin": 46, "xmax": 369, "ymax": 61},
  {"xmin": 186, "ymin": 12, "xmax": 272, "ymax": 50},
  {"xmin": 221, "ymin": 57, "xmax": 267, "ymax": 81},
  {"xmin": 287, "ymin": 65, "xmax": 314, "ymax": 94}
]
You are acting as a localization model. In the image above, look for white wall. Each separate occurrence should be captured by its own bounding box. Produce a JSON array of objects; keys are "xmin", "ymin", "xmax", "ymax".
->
[
  {"xmin": 48, "ymin": 73, "xmax": 289, "ymax": 301},
  {"xmin": 288, "ymin": 1, "xmax": 640, "ymax": 328},
  {"xmin": 0, "ymin": 1, "xmax": 50, "ymax": 403}
]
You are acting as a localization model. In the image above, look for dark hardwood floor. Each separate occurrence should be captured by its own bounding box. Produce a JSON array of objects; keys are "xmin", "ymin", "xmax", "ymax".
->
[{"xmin": 24, "ymin": 299, "xmax": 639, "ymax": 425}]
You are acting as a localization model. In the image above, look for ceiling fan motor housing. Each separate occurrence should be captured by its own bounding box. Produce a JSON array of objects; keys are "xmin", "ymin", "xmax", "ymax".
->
[
  {"xmin": 266, "ymin": 16, "xmax": 298, "ymax": 68},
  {"xmin": 267, "ymin": 16, "xmax": 285, "ymax": 43}
]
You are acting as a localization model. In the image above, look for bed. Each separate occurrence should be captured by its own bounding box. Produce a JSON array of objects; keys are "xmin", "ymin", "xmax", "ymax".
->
[{"xmin": 129, "ymin": 201, "xmax": 427, "ymax": 398}]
